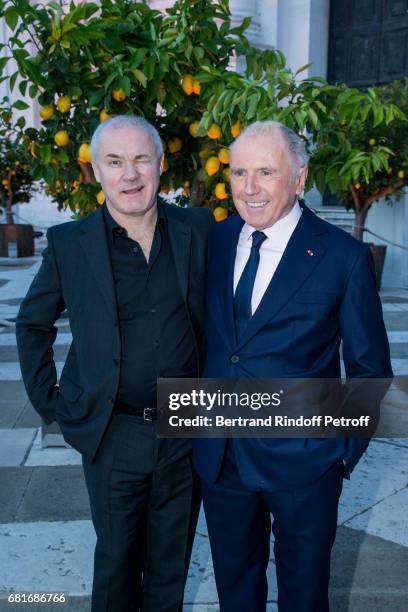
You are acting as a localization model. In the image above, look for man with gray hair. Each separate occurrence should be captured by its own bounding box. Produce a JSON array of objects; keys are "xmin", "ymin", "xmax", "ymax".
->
[
  {"xmin": 193, "ymin": 120, "xmax": 391, "ymax": 610},
  {"xmin": 16, "ymin": 115, "xmax": 213, "ymax": 611}
]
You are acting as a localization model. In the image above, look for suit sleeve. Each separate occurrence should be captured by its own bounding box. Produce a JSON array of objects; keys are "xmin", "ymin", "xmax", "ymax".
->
[
  {"xmin": 16, "ymin": 228, "xmax": 66, "ymax": 424},
  {"xmin": 339, "ymin": 244, "xmax": 393, "ymax": 472}
]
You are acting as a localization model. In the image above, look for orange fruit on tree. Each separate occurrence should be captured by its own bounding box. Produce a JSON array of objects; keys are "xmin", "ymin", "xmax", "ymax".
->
[
  {"xmin": 78, "ymin": 143, "xmax": 92, "ymax": 163},
  {"xmin": 96, "ymin": 190, "xmax": 105, "ymax": 205},
  {"xmin": 189, "ymin": 121, "xmax": 200, "ymax": 138},
  {"xmin": 168, "ymin": 137, "xmax": 182, "ymax": 154},
  {"xmin": 39, "ymin": 105, "xmax": 54, "ymax": 121},
  {"xmin": 368, "ymin": 138, "xmax": 376, "ymax": 146},
  {"xmin": 213, "ymin": 206, "xmax": 228, "ymax": 222},
  {"xmin": 218, "ymin": 148, "xmax": 229, "ymax": 164},
  {"xmin": 398, "ymin": 170, "xmax": 405, "ymax": 179},
  {"xmin": 182, "ymin": 74, "xmax": 194, "ymax": 95},
  {"xmin": 199, "ymin": 149, "xmax": 215, "ymax": 159},
  {"xmin": 205, "ymin": 156, "xmax": 221, "ymax": 176},
  {"xmin": 223, "ymin": 167, "xmax": 231, "ymax": 182},
  {"xmin": 112, "ymin": 88, "xmax": 126, "ymax": 102},
  {"xmin": 193, "ymin": 80, "xmax": 201, "ymax": 95},
  {"xmin": 100, "ymin": 109, "xmax": 112, "ymax": 122},
  {"xmin": 54, "ymin": 131, "xmax": 70, "ymax": 147},
  {"xmin": 2, "ymin": 179, "xmax": 9, "ymax": 187},
  {"xmin": 215, "ymin": 183, "xmax": 228, "ymax": 200},
  {"xmin": 207, "ymin": 123, "xmax": 222, "ymax": 139},
  {"xmin": 231, "ymin": 120, "xmax": 241, "ymax": 138},
  {"xmin": 57, "ymin": 96, "xmax": 71, "ymax": 113}
]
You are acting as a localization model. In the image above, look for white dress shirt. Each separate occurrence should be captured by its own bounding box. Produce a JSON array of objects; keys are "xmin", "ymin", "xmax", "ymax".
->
[{"xmin": 233, "ymin": 201, "xmax": 302, "ymax": 314}]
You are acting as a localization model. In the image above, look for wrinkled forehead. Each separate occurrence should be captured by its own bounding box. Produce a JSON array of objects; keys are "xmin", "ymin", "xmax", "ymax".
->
[
  {"xmin": 230, "ymin": 132, "xmax": 290, "ymax": 168},
  {"xmin": 97, "ymin": 125, "xmax": 155, "ymax": 158}
]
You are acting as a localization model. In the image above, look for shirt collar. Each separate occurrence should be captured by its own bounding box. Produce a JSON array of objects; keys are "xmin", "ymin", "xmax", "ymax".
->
[
  {"xmin": 103, "ymin": 200, "xmax": 164, "ymax": 238},
  {"xmin": 240, "ymin": 199, "xmax": 302, "ymax": 247}
]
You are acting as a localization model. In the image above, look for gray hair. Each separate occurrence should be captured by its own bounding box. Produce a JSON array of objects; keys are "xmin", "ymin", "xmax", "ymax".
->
[
  {"xmin": 91, "ymin": 115, "xmax": 163, "ymax": 160},
  {"xmin": 230, "ymin": 120, "xmax": 308, "ymax": 173}
]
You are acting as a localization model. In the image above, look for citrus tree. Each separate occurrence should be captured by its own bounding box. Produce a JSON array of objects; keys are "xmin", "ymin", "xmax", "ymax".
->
[
  {"xmin": 0, "ymin": 98, "xmax": 39, "ymax": 223},
  {"xmin": 309, "ymin": 82, "xmax": 407, "ymax": 240},
  {"xmin": 0, "ymin": 0, "xmax": 405, "ymax": 227}
]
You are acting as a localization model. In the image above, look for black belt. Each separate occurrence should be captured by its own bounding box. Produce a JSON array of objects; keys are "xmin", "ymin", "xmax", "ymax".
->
[{"xmin": 114, "ymin": 401, "xmax": 157, "ymax": 421}]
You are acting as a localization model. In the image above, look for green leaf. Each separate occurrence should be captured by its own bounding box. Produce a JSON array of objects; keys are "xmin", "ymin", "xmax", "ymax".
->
[
  {"xmin": 0, "ymin": 57, "xmax": 10, "ymax": 73},
  {"xmin": 132, "ymin": 68, "xmax": 147, "ymax": 88},
  {"xmin": 130, "ymin": 48, "xmax": 148, "ymax": 69},
  {"xmin": 295, "ymin": 62, "xmax": 312, "ymax": 76},
  {"xmin": 88, "ymin": 89, "xmax": 106, "ymax": 106},
  {"xmin": 29, "ymin": 84, "xmax": 38, "ymax": 98},
  {"xmin": 39, "ymin": 144, "xmax": 52, "ymax": 164},
  {"xmin": 13, "ymin": 100, "xmax": 29, "ymax": 110},
  {"xmin": 18, "ymin": 80, "xmax": 27, "ymax": 97},
  {"xmin": 308, "ymin": 107, "xmax": 318, "ymax": 128},
  {"xmin": 9, "ymin": 71, "xmax": 18, "ymax": 92},
  {"xmin": 4, "ymin": 7, "xmax": 18, "ymax": 31}
]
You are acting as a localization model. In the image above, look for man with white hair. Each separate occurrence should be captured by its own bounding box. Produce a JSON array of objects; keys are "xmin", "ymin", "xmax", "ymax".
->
[
  {"xmin": 193, "ymin": 120, "xmax": 392, "ymax": 611},
  {"xmin": 16, "ymin": 115, "xmax": 212, "ymax": 612}
]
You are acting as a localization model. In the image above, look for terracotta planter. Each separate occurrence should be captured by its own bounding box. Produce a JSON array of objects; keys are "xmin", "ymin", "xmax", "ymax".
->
[
  {"xmin": 369, "ymin": 244, "xmax": 387, "ymax": 291},
  {"xmin": 0, "ymin": 223, "xmax": 34, "ymax": 257}
]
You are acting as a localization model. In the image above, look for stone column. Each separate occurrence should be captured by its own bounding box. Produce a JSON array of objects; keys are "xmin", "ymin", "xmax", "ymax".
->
[{"xmin": 277, "ymin": 0, "xmax": 330, "ymax": 78}]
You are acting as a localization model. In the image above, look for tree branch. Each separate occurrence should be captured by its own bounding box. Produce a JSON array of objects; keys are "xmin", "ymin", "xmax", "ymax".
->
[
  {"xmin": 363, "ymin": 179, "xmax": 405, "ymax": 211},
  {"xmin": 348, "ymin": 181, "xmax": 361, "ymax": 210}
]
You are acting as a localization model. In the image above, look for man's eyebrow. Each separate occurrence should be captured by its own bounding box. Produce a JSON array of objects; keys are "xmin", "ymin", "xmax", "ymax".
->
[{"xmin": 105, "ymin": 153, "xmax": 152, "ymax": 160}]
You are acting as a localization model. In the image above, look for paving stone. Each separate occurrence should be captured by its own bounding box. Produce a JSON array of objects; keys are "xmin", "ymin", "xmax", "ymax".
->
[
  {"xmin": 346, "ymin": 486, "xmax": 408, "ymax": 546},
  {"xmin": 0, "ymin": 381, "xmax": 28, "ymax": 403},
  {"xmin": 0, "ymin": 400, "xmax": 26, "ymax": 429},
  {"xmin": 14, "ymin": 402, "xmax": 41, "ymax": 429},
  {"xmin": 389, "ymin": 343, "xmax": 408, "ymax": 358},
  {"xmin": 338, "ymin": 440, "xmax": 408, "ymax": 526},
  {"xmin": 0, "ymin": 468, "xmax": 33, "ymax": 523},
  {"xmin": 331, "ymin": 525, "xmax": 408, "ymax": 611},
  {"xmin": 0, "ymin": 520, "xmax": 94, "ymax": 596},
  {"xmin": 16, "ymin": 466, "xmax": 90, "ymax": 523},
  {"xmin": 0, "ymin": 346, "xmax": 69, "ymax": 363},
  {"xmin": 0, "ymin": 363, "xmax": 64, "ymax": 381},
  {"xmin": 0, "ymin": 429, "xmax": 36, "ymax": 467},
  {"xmin": 383, "ymin": 311, "xmax": 408, "ymax": 331},
  {"xmin": 25, "ymin": 430, "xmax": 81, "ymax": 467}
]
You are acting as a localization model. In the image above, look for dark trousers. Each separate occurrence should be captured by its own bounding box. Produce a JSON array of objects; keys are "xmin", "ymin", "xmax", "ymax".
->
[
  {"xmin": 82, "ymin": 413, "xmax": 200, "ymax": 612},
  {"xmin": 201, "ymin": 441, "xmax": 343, "ymax": 612}
]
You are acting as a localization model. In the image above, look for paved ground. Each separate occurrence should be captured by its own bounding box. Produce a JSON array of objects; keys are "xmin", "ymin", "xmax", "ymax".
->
[{"xmin": 0, "ymin": 255, "xmax": 407, "ymax": 612}]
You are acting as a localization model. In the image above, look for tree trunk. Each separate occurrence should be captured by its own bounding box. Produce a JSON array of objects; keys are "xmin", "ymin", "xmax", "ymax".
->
[
  {"xmin": 353, "ymin": 207, "xmax": 369, "ymax": 241},
  {"xmin": 188, "ymin": 171, "xmax": 205, "ymax": 208},
  {"xmin": 4, "ymin": 197, "xmax": 14, "ymax": 224}
]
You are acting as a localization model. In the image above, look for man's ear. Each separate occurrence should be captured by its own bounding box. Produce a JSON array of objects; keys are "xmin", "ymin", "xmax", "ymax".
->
[
  {"xmin": 159, "ymin": 154, "xmax": 164, "ymax": 175},
  {"xmin": 296, "ymin": 166, "xmax": 308, "ymax": 196},
  {"xmin": 91, "ymin": 161, "xmax": 100, "ymax": 182}
]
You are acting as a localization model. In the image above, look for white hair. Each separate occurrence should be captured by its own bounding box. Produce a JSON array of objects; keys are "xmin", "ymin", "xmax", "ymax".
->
[
  {"xmin": 230, "ymin": 120, "xmax": 308, "ymax": 173},
  {"xmin": 91, "ymin": 115, "xmax": 163, "ymax": 160}
]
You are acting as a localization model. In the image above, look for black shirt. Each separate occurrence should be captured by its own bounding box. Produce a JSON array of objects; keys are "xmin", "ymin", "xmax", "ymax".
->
[{"xmin": 103, "ymin": 203, "xmax": 198, "ymax": 408}]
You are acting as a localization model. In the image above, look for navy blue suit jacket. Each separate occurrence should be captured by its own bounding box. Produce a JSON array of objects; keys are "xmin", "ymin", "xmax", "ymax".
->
[{"xmin": 193, "ymin": 203, "xmax": 392, "ymax": 491}]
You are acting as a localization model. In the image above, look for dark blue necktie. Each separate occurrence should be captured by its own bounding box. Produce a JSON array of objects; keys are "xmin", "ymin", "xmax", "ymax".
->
[{"xmin": 234, "ymin": 230, "xmax": 267, "ymax": 339}]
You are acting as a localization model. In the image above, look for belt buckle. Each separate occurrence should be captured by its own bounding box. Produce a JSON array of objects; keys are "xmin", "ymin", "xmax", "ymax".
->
[{"xmin": 143, "ymin": 407, "xmax": 155, "ymax": 421}]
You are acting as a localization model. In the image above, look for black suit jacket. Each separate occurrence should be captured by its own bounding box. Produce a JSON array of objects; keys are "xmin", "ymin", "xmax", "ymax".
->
[{"xmin": 16, "ymin": 202, "xmax": 213, "ymax": 461}]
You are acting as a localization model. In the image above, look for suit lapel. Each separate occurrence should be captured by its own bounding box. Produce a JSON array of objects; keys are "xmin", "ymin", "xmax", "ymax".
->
[
  {"xmin": 162, "ymin": 203, "xmax": 191, "ymax": 302},
  {"xmin": 236, "ymin": 205, "xmax": 327, "ymax": 348},
  {"xmin": 214, "ymin": 215, "xmax": 244, "ymax": 347},
  {"xmin": 79, "ymin": 207, "xmax": 117, "ymax": 320}
]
